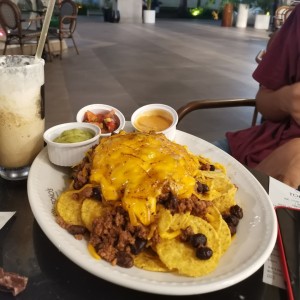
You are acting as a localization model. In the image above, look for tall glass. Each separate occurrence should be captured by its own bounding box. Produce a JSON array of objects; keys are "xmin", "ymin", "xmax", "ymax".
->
[{"xmin": 0, "ymin": 55, "xmax": 45, "ymax": 180}]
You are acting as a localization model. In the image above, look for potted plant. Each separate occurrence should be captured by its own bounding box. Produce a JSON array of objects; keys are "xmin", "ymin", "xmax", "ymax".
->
[
  {"xmin": 254, "ymin": 0, "xmax": 272, "ymax": 29},
  {"xmin": 143, "ymin": 0, "xmax": 156, "ymax": 24},
  {"xmin": 221, "ymin": 0, "xmax": 234, "ymax": 27},
  {"xmin": 256, "ymin": 0, "xmax": 273, "ymax": 14},
  {"xmin": 235, "ymin": 0, "xmax": 252, "ymax": 28}
]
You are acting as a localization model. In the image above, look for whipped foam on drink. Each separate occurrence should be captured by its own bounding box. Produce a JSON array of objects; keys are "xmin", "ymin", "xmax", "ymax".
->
[{"xmin": 0, "ymin": 56, "xmax": 45, "ymax": 168}]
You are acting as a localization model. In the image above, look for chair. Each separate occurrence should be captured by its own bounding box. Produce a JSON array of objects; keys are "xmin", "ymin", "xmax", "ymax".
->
[
  {"xmin": 283, "ymin": 6, "xmax": 294, "ymax": 22},
  {"xmin": 178, "ymin": 6, "xmax": 297, "ymax": 145},
  {"xmin": 48, "ymin": 0, "xmax": 79, "ymax": 60},
  {"xmin": 272, "ymin": 5, "xmax": 294, "ymax": 31},
  {"xmin": 177, "ymin": 98, "xmax": 258, "ymax": 127},
  {"xmin": 177, "ymin": 44, "xmax": 263, "ymax": 129},
  {"xmin": 0, "ymin": 0, "xmax": 50, "ymax": 56}
]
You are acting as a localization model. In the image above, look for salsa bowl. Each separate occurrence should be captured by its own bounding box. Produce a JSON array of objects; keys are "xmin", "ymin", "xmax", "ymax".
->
[{"xmin": 76, "ymin": 104, "xmax": 125, "ymax": 137}]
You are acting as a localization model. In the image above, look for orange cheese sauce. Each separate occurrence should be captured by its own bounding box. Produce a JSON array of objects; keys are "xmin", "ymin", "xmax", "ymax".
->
[{"xmin": 134, "ymin": 109, "xmax": 172, "ymax": 132}]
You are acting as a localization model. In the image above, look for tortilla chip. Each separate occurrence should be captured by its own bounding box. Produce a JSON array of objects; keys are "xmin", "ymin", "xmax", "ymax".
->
[
  {"xmin": 134, "ymin": 249, "xmax": 169, "ymax": 272},
  {"xmin": 198, "ymin": 170, "xmax": 237, "ymax": 204},
  {"xmin": 156, "ymin": 214, "xmax": 221, "ymax": 277},
  {"xmin": 205, "ymin": 205, "xmax": 222, "ymax": 232},
  {"xmin": 212, "ymin": 187, "xmax": 236, "ymax": 214},
  {"xmin": 55, "ymin": 190, "xmax": 84, "ymax": 226},
  {"xmin": 218, "ymin": 218, "xmax": 232, "ymax": 255},
  {"xmin": 81, "ymin": 198, "xmax": 106, "ymax": 231},
  {"xmin": 157, "ymin": 207, "xmax": 190, "ymax": 239}
]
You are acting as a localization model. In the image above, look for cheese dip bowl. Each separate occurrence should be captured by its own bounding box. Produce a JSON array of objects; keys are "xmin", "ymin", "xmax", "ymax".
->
[
  {"xmin": 43, "ymin": 122, "xmax": 101, "ymax": 167},
  {"xmin": 131, "ymin": 104, "xmax": 178, "ymax": 140}
]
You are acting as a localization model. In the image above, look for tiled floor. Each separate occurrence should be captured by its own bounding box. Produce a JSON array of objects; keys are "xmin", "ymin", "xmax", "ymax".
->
[{"xmin": 45, "ymin": 16, "xmax": 270, "ymax": 143}]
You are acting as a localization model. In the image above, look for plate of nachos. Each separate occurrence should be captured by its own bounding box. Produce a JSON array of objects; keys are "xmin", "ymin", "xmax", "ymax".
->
[{"xmin": 27, "ymin": 128, "xmax": 277, "ymax": 295}]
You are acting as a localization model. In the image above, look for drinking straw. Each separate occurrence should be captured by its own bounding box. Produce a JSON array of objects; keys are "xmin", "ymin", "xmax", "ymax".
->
[{"xmin": 35, "ymin": 0, "xmax": 56, "ymax": 60}]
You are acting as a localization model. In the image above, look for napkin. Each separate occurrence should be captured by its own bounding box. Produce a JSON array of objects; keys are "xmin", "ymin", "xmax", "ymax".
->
[
  {"xmin": 0, "ymin": 212, "xmax": 15, "ymax": 230},
  {"xmin": 263, "ymin": 177, "xmax": 300, "ymax": 289}
]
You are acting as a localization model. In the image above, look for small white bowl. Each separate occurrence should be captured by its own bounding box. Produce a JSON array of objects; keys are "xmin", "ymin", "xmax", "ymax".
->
[
  {"xmin": 76, "ymin": 104, "xmax": 126, "ymax": 137},
  {"xmin": 43, "ymin": 122, "xmax": 101, "ymax": 167},
  {"xmin": 131, "ymin": 104, "xmax": 178, "ymax": 140}
]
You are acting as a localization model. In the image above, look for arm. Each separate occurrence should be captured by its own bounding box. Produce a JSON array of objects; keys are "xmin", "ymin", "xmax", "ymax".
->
[
  {"xmin": 253, "ymin": 7, "xmax": 300, "ymax": 123},
  {"xmin": 255, "ymin": 138, "xmax": 300, "ymax": 189},
  {"xmin": 256, "ymin": 82, "xmax": 300, "ymax": 124}
]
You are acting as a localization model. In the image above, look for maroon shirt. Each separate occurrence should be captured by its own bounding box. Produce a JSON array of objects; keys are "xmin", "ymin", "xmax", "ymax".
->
[{"xmin": 226, "ymin": 5, "xmax": 300, "ymax": 168}]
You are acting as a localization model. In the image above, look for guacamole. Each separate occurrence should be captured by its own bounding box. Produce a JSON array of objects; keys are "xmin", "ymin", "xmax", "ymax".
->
[{"xmin": 54, "ymin": 128, "xmax": 94, "ymax": 143}]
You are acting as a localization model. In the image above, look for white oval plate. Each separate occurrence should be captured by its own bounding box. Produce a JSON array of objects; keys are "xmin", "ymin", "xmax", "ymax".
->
[{"xmin": 27, "ymin": 130, "xmax": 277, "ymax": 295}]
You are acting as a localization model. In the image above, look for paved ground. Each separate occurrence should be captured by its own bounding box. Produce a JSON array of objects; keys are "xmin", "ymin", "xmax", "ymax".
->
[{"xmin": 43, "ymin": 15, "xmax": 270, "ymax": 142}]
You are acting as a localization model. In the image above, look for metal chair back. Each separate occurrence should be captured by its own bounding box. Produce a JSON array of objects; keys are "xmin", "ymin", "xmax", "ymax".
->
[
  {"xmin": 48, "ymin": 0, "xmax": 79, "ymax": 59},
  {"xmin": 0, "ymin": 0, "xmax": 22, "ymax": 35},
  {"xmin": 0, "ymin": 0, "xmax": 52, "ymax": 58},
  {"xmin": 60, "ymin": 0, "xmax": 77, "ymax": 34}
]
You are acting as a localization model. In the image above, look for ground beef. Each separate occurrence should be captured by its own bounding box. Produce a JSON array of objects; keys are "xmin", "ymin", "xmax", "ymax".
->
[
  {"xmin": 180, "ymin": 226, "xmax": 195, "ymax": 242},
  {"xmin": 199, "ymin": 162, "xmax": 211, "ymax": 171},
  {"xmin": 56, "ymin": 216, "xmax": 87, "ymax": 239},
  {"xmin": 149, "ymin": 227, "xmax": 161, "ymax": 248},
  {"xmin": 71, "ymin": 155, "xmax": 92, "ymax": 190},
  {"xmin": 72, "ymin": 186, "xmax": 93, "ymax": 200},
  {"xmin": 71, "ymin": 186, "xmax": 102, "ymax": 202},
  {"xmin": 158, "ymin": 192, "xmax": 211, "ymax": 217},
  {"xmin": 90, "ymin": 206, "xmax": 150, "ymax": 268},
  {"xmin": 178, "ymin": 195, "xmax": 211, "ymax": 217},
  {"xmin": 159, "ymin": 182, "xmax": 172, "ymax": 200}
]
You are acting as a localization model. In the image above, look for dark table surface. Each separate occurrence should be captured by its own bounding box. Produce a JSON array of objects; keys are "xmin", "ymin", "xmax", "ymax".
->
[{"xmin": 0, "ymin": 169, "xmax": 288, "ymax": 300}]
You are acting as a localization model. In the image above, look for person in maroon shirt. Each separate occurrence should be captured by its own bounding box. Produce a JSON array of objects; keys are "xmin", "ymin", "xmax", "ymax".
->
[{"xmin": 225, "ymin": 4, "xmax": 300, "ymax": 189}]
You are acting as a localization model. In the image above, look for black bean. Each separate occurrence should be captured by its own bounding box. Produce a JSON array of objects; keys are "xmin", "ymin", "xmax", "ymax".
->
[
  {"xmin": 209, "ymin": 165, "xmax": 215, "ymax": 171},
  {"xmin": 228, "ymin": 224, "xmax": 237, "ymax": 236},
  {"xmin": 160, "ymin": 192, "xmax": 178, "ymax": 210},
  {"xmin": 168, "ymin": 193, "xmax": 178, "ymax": 210},
  {"xmin": 203, "ymin": 184, "xmax": 209, "ymax": 193},
  {"xmin": 92, "ymin": 187, "xmax": 102, "ymax": 201},
  {"xmin": 116, "ymin": 252, "xmax": 134, "ymax": 268},
  {"xmin": 196, "ymin": 182, "xmax": 209, "ymax": 193},
  {"xmin": 67, "ymin": 225, "xmax": 87, "ymax": 235},
  {"xmin": 196, "ymin": 182, "xmax": 203, "ymax": 193},
  {"xmin": 196, "ymin": 246, "xmax": 213, "ymax": 260},
  {"xmin": 130, "ymin": 238, "xmax": 147, "ymax": 255},
  {"xmin": 223, "ymin": 214, "xmax": 239, "ymax": 227},
  {"xmin": 189, "ymin": 233, "xmax": 207, "ymax": 248},
  {"xmin": 230, "ymin": 205, "xmax": 243, "ymax": 219}
]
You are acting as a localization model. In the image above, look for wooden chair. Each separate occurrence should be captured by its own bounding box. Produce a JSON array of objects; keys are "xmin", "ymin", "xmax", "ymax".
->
[
  {"xmin": 48, "ymin": 0, "xmax": 79, "ymax": 59},
  {"xmin": 283, "ymin": 6, "xmax": 294, "ymax": 22},
  {"xmin": 0, "ymin": 0, "xmax": 50, "ymax": 56},
  {"xmin": 273, "ymin": 5, "xmax": 294, "ymax": 31}
]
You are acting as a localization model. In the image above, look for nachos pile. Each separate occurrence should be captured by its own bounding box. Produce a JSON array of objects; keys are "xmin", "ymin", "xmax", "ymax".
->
[{"xmin": 54, "ymin": 131, "xmax": 243, "ymax": 277}]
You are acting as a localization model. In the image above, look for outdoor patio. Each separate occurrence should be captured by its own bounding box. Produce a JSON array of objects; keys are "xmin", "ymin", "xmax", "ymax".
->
[{"xmin": 1, "ymin": 14, "xmax": 271, "ymax": 142}]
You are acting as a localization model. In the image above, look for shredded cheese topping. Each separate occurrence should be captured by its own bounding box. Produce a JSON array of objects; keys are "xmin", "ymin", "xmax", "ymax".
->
[{"xmin": 90, "ymin": 132, "xmax": 202, "ymax": 225}]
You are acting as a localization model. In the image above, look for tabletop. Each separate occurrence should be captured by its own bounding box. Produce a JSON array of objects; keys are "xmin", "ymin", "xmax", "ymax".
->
[{"xmin": 0, "ymin": 156, "xmax": 288, "ymax": 300}]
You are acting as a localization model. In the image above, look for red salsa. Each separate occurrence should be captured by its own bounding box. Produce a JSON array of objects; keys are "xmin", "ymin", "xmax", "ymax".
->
[{"xmin": 83, "ymin": 109, "xmax": 120, "ymax": 133}]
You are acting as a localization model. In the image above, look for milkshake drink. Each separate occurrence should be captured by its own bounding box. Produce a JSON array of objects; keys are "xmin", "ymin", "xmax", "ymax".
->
[{"xmin": 0, "ymin": 55, "xmax": 45, "ymax": 180}]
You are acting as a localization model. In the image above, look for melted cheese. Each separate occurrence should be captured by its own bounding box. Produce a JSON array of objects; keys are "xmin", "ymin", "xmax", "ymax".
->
[{"xmin": 90, "ymin": 132, "xmax": 201, "ymax": 226}]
